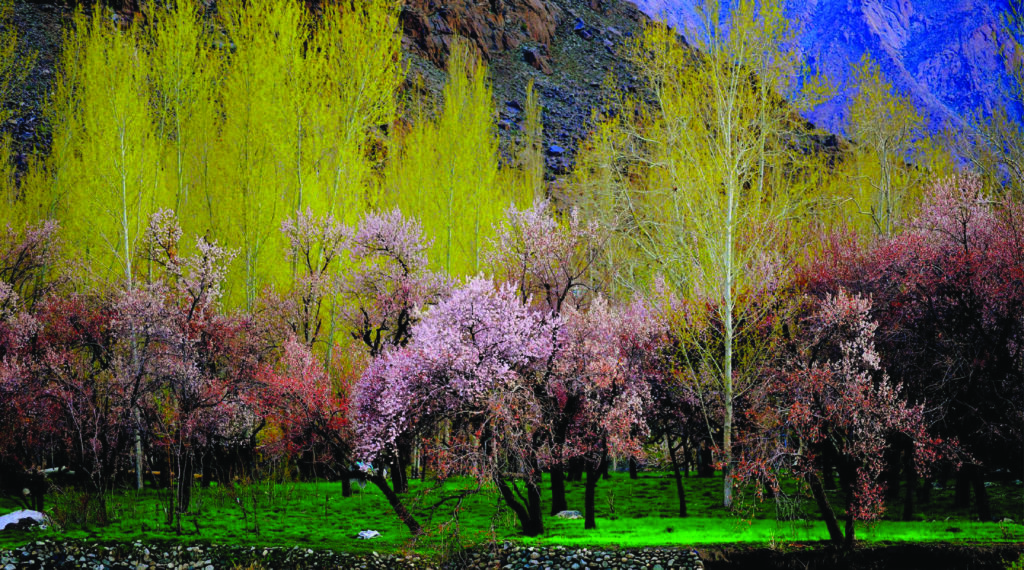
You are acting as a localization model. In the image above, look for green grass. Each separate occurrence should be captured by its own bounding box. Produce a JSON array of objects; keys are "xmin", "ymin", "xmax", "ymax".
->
[{"xmin": 1, "ymin": 471, "xmax": 1021, "ymax": 554}]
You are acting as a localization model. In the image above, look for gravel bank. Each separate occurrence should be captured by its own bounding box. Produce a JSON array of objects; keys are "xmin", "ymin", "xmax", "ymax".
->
[{"xmin": 0, "ymin": 540, "xmax": 704, "ymax": 570}]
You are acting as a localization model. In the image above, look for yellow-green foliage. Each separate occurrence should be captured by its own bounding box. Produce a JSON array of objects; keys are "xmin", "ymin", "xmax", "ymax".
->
[
  {"xmin": 0, "ymin": 0, "xmax": 35, "ymax": 223},
  {"xmin": 844, "ymin": 54, "xmax": 927, "ymax": 236},
  {"xmin": 613, "ymin": 0, "xmax": 833, "ymax": 509},
  {"xmin": 144, "ymin": 0, "xmax": 220, "ymax": 236},
  {"xmin": 571, "ymin": 91, "xmax": 649, "ymax": 294},
  {"xmin": 623, "ymin": 0, "xmax": 830, "ymax": 293},
  {"xmin": 0, "ymin": 0, "xmax": 32, "ymax": 128},
  {"xmin": 386, "ymin": 40, "xmax": 510, "ymax": 276},
  {"xmin": 28, "ymin": 0, "xmax": 403, "ymax": 304},
  {"xmin": 211, "ymin": 0, "xmax": 403, "ymax": 307},
  {"xmin": 215, "ymin": 0, "xmax": 311, "ymax": 305},
  {"xmin": 507, "ymin": 79, "xmax": 544, "ymax": 200},
  {"xmin": 43, "ymin": 9, "xmax": 159, "ymax": 286}
]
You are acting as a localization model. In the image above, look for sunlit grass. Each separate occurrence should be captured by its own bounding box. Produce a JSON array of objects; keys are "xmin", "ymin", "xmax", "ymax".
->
[{"xmin": 1, "ymin": 470, "xmax": 1021, "ymax": 554}]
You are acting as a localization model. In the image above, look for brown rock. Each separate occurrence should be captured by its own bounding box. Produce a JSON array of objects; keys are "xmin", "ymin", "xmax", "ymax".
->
[
  {"xmin": 401, "ymin": 0, "xmax": 562, "ymax": 65},
  {"xmin": 523, "ymin": 47, "xmax": 553, "ymax": 74}
]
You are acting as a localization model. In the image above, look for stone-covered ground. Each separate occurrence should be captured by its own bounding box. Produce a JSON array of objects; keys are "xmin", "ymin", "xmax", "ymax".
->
[{"xmin": 0, "ymin": 540, "xmax": 704, "ymax": 570}]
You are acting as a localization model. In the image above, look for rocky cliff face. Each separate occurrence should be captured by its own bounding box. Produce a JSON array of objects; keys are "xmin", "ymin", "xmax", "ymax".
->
[
  {"xmin": 633, "ymin": 0, "xmax": 1023, "ymax": 134},
  {"xmin": 400, "ymin": 0, "xmax": 563, "ymax": 65}
]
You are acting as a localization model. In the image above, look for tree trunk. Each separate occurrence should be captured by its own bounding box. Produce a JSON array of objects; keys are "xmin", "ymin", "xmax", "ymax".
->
[
  {"xmin": 682, "ymin": 438, "xmax": 690, "ymax": 478},
  {"xmin": 902, "ymin": 445, "xmax": 916, "ymax": 521},
  {"xmin": 628, "ymin": 457, "xmax": 639, "ymax": 480},
  {"xmin": 341, "ymin": 471, "xmax": 352, "ymax": 498},
  {"xmin": 368, "ymin": 472, "xmax": 422, "ymax": 535},
  {"xmin": 807, "ymin": 471, "xmax": 844, "ymax": 545},
  {"xmin": 666, "ymin": 434, "xmax": 688, "ymax": 517},
  {"xmin": 497, "ymin": 477, "xmax": 544, "ymax": 537},
  {"xmin": 201, "ymin": 454, "xmax": 213, "ymax": 488},
  {"xmin": 391, "ymin": 448, "xmax": 409, "ymax": 494},
  {"xmin": 955, "ymin": 466, "xmax": 971, "ymax": 508},
  {"xmin": 970, "ymin": 464, "xmax": 992, "ymax": 521},
  {"xmin": 526, "ymin": 476, "xmax": 543, "ymax": 535},
  {"xmin": 822, "ymin": 455, "xmax": 838, "ymax": 490},
  {"xmin": 584, "ymin": 455, "xmax": 608, "ymax": 530},
  {"xmin": 698, "ymin": 442, "xmax": 713, "ymax": 477},
  {"xmin": 177, "ymin": 451, "xmax": 194, "ymax": 514},
  {"xmin": 550, "ymin": 467, "xmax": 568, "ymax": 515},
  {"xmin": 567, "ymin": 457, "xmax": 584, "ymax": 482},
  {"xmin": 844, "ymin": 511, "xmax": 856, "ymax": 549}
]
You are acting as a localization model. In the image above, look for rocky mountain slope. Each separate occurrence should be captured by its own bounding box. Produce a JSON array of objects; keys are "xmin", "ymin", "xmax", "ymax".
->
[{"xmin": 634, "ymin": 0, "xmax": 1023, "ymax": 134}]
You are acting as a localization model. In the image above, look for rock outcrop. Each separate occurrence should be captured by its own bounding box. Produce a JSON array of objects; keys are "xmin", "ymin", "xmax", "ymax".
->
[{"xmin": 401, "ymin": 0, "xmax": 563, "ymax": 66}]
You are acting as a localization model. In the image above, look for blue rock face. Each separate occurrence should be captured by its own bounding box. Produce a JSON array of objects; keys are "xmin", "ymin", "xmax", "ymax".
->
[{"xmin": 632, "ymin": 0, "xmax": 1023, "ymax": 134}]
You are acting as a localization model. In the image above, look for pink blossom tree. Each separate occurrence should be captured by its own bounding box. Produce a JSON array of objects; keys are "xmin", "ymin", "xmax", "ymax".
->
[
  {"xmin": 341, "ymin": 208, "xmax": 449, "ymax": 494},
  {"xmin": 551, "ymin": 296, "xmax": 664, "ymax": 529},
  {"xmin": 485, "ymin": 198, "xmax": 609, "ymax": 514},
  {"xmin": 356, "ymin": 277, "xmax": 558, "ymax": 536},
  {"xmin": 797, "ymin": 174, "xmax": 1024, "ymax": 521},
  {"xmin": 253, "ymin": 336, "xmax": 355, "ymax": 494},
  {"xmin": 261, "ymin": 209, "xmax": 350, "ymax": 350},
  {"xmin": 736, "ymin": 290, "xmax": 945, "ymax": 547},
  {"xmin": 132, "ymin": 210, "xmax": 260, "ymax": 525}
]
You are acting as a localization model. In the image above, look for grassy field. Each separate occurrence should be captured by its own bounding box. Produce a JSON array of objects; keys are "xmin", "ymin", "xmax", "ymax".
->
[{"xmin": 1, "ymin": 470, "xmax": 1021, "ymax": 555}]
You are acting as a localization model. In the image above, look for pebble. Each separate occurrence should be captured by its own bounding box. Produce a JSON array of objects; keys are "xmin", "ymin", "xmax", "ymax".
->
[{"xmin": 0, "ymin": 541, "xmax": 704, "ymax": 570}]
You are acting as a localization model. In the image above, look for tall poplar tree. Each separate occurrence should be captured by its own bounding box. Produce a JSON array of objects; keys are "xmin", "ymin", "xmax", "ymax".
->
[
  {"xmin": 626, "ymin": 0, "xmax": 830, "ymax": 508},
  {"xmin": 844, "ymin": 55, "xmax": 926, "ymax": 236},
  {"xmin": 0, "ymin": 0, "xmax": 33, "ymax": 221},
  {"xmin": 44, "ymin": 8, "xmax": 160, "ymax": 285},
  {"xmin": 144, "ymin": 0, "xmax": 220, "ymax": 240},
  {"xmin": 387, "ymin": 40, "xmax": 506, "ymax": 276}
]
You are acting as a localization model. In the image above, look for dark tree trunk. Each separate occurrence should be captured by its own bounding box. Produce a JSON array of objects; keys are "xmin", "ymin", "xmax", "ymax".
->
[
  {"xmin": 666, "ymin": 434, "xmax": 687, "ymax": 517},
  {"xmin": 341, "ymin": 471, "xmax": 352, "ymax": 498},
  {"xmin": 698, "ymin": 443, "xmax": 714, "ymax": 477},
  {"xmin": 201, "ymin": 454, "xmax": 213, "ymax": 488},
  {"xmin": 177, "ymin": 452, "xmax": 194, "ymax": 514},
  {"xmin": 808, "ymin": 471, "xmax": 844, "ymax": 545},
  {"xmin": 628, "ymin": 457, "xmax": 639, "ymax": 479},
  {"xmin": 550, "ymin": 466, "xmax": 568, "ymax": 515},
  {"xmin": 919, "ymin": 477, "xmax": 932, "ymax": 504},
  {"xmin": 497, "ymin": 476, "xmax": 544, "ymax": 537},
  {"xmin": 584, "ymin": 454, "xmax": 608, "ymax": 530},
  {"xmin": 567, "ymin": 458, "xmax": 584, "ymax": 482},
  {"xmin": 902, "ymin": 445, "xmax": 916, "ymax": 521},
  {"xmin": 970, "ymin": 464, "xmax": 992, "ymax": 521},
  {"xmin": 884, "ymin": 447, "xmax": 902, "ymax": 499},
  {"xmin": 682, "ymin": 438, "xmax": 690, "ymax": 478},
  {"xmin": 844, "ymin": 511, "xmax": 856, "ymax": 549},
  {"xmin": 822, "ymin": 456, "xmax": 838, "ymax": 490},
  {"xmin": 955, "ymin": 466, "xmax": 971, "ymax": 508},
  {"xmin": 526, "ymin": 476, "xmax": 543, "ymax": 534},
  {"xmin": 368, "ymin": 472, "xmax": 422, "ymax": 535},
  {"xmin": 391, "ymin": 448, "xmax": 409, "ymax": 494}
]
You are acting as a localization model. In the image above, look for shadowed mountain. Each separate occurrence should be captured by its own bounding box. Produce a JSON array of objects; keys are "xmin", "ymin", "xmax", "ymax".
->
[{"xmin": 633, "ymin": 0, "xmax": 1023, "ymax": 134}]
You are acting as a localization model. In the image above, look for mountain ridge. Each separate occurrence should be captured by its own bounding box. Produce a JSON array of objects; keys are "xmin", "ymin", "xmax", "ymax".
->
[{"xmin": 633, "ymin": 0, "xmax": 1023, "ymax": 134}]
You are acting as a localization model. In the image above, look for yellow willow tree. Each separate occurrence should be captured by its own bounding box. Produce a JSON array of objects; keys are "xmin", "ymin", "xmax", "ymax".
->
[
  {"xmin": 387, "ymin": 40, "xmax": 506, "ymax": 276},
  {"xmin": 0, "ymin": 0, "xmax": 33, "ymax": 220},
  {"xmin": 626, "ymin": 0, "xmax": 831, "ymax": 508},
  {"xmin": 144, "ymin": 0, "xmax": 221, "ymax": 240},
  {"xmin": 214, "ymin": 0, "xmax": 403, "ymax": 308},
  {"xmin": 503, "ymin": 79, "xmax": 545, "ymax": 201},
  {"xmin": 308, "ymin": 0, "xmax": 403, "ymax": 218},
  {"xmin": 43, "ymin": 8, "xmax": 160, "ymax": 285},
  {"xmin": 571, "ymin": 88, "xmax": 657, "ymax": 295},
  {"xmin": 215, "ymin": 0, "xmax": 307, "ymax": 307},
  {"xmin": 844, "ymin": 54, "xmax": 927, "ymax": 236}
]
